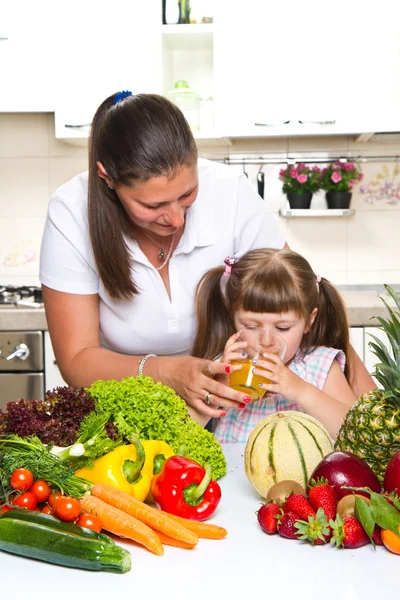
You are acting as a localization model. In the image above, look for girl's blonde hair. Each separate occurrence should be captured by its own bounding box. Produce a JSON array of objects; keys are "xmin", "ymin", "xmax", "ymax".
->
[{"xmin": 192, "ymin": 248, "xmax": 351, "ymax": 380}]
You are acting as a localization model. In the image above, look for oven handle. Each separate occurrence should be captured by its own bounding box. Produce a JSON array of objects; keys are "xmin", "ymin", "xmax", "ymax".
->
[{"xmin": 6, "ymin": 343, "xmax": 30, "ymax": 361}]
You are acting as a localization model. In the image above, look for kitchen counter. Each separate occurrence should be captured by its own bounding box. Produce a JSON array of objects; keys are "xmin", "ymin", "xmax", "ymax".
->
[
  {"xmin": 0, "ymin": 286, "xmax": 397, "ymax": 331},
  {"xmin": 0, "ymin": 443, "xmax": 398, "ymax": 600},
  {"xmin": 0, "ymin": 306, "xmax": 47, "ymax": 331}
]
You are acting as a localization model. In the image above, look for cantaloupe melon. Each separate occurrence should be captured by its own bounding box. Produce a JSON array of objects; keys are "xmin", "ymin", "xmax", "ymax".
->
[{"xmin": 244, "ymin": 411, "xmax": 334, "ymax": 498}]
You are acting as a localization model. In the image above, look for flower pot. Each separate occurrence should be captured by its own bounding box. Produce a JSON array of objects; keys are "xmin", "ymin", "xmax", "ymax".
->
[
  {"xmin": 286, "ymin": 192, "xmax": 312, "ymax": 209},
  {"xmin": 326, "ymin": 191, "xmax": 352, "ymax": 209}
]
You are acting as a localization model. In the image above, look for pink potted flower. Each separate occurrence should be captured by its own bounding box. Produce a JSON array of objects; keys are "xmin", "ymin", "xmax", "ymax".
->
[
  {"xmin": 320, "ymin": 161, "xmax": 363, "ymax": 209},
  {"xmin": 279, "ymin": 163, "xmax": 321, "ymax": 209}
]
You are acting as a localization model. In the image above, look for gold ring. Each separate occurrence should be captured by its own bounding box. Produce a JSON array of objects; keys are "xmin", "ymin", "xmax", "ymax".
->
[{"xmin": 204, "ymin": 392, "xmax": 212, "ymax": 406}]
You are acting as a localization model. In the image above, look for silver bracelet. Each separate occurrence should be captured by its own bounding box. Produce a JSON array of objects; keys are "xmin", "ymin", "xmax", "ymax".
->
[{"xmin": 137, "ymin": 353, "xmax": 157, "ymax": 376}]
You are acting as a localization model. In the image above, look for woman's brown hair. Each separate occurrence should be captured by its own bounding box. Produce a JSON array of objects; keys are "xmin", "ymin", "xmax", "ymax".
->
[
  {"xmin": 88, "ymin": 92, "xmax": 198, "ymax": 299},
  {"xmin": 192, "ymin": 248, "xmax": 351, "ymax": 381}
]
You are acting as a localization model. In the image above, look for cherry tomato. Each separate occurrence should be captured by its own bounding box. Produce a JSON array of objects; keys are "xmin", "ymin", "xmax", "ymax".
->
[
  {"xmin": 30, "ymin": 480, "xmax": 51, "ymax": 503},
  {"xmin": 41, "ymin": 504, "xmax": 54, "ymax": 515},
  {"xmin": 53, "ymin": 496, "xmax": 81, "ymax": 522},
  {"xmin": 76, "ymin": 513, "xmax": 103, "ymax": 533},
  {"xmin": 10, "ymin": 468, "xmax": 34, "ymax": 492},
  {"xmin": 13, "ymin": 491, "xmax": 37, "ymax": 510},
  {"xmin": 1, "ymin": 505, "xmax": 14, "ymax": 514},
  {"xmin": 48, "ymin": 491, "xmax": 63, "ymax": 509}
]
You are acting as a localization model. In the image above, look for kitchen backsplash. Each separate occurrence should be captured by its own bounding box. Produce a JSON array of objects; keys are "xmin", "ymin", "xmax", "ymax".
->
[{"xmin": 0, "ymin": 113, "xmax": 399, "ymax": 287}]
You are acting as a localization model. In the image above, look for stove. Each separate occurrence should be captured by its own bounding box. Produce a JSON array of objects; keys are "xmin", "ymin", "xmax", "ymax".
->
[
  {"xmin": 0, "ymin": 285, "xmax": 45, "ymax": 408},
  {"xmin": 0, "ymin": 285, "xmax": 43, "ymax": 308}
]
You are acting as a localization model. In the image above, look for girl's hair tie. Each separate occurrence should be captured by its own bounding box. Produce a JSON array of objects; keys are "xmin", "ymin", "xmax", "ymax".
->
[
  {"xmin": 114, "ymin": 90, "xmax": 133, "ymax": 105},
  {"xmin": 220, "ymin": 256, "xmax": 236, "ymax": 297},
  {"xmin": 316, "ymin": 274, "xmax": 322, "ymax": 283},
  {"xmin": 223, "ymin": 256, "xmax": 236, "ymax": 277}
]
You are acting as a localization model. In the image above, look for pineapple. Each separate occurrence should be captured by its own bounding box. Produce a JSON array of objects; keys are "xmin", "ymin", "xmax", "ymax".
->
[{"xmin": 335, "ymin": 284, "xmax": 400, "ymax": 482}]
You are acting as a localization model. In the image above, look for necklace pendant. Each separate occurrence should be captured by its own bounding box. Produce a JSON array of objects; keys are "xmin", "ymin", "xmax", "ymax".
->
[{"xmin": 158, "ymin": 247, "xmax": 165, "ymax": 260}]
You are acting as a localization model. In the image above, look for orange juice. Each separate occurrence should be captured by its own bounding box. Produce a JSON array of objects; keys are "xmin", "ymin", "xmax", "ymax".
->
[{"xmin": 230, "ymin": 360, "xmax": 271, "ymax": 401}]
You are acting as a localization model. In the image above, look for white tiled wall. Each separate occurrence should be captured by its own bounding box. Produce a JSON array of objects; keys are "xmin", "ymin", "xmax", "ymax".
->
[
  {"xmin": 0, "ymin": 113, "xmax": 399, "ymax": 286},
  {"xmin": 0, "ymin": 114, "xmax": 88, "ymax": 286}
]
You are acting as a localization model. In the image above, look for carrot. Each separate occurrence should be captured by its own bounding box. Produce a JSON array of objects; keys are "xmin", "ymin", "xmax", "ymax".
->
[
  {"xmin": 91, "ymin": 483, "xmax": 198, "ymax": 547},
  {"xmin": 158, "ymin": 510, "xmax": 228, "ymax": 540},
  {"xmin": 80, "ymin": 494, "xmax": 163, "ymax": 556},
  {"xmin": 154, "ymin": 530, "xmax": 197, "ymax": 550}
]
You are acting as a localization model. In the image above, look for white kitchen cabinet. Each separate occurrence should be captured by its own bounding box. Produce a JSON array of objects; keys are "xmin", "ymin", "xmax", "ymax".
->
[
  {"xmin": 44, "ymin": 331, "xmax": 66, "ymax": 392},
  {"xmin": 0, "ymin": 1, "xmax": 57, "ymax": 112},
  {"xmin": 349, "ymin": 327, "xmax": 364, "ymax": 364},
  {"xmin": 212, "ymin": 0, "xmax": 400, "ymax": 137},
  {"xmin": 54, "ymin": 0, "xmax": 161, "ymax": 141}
]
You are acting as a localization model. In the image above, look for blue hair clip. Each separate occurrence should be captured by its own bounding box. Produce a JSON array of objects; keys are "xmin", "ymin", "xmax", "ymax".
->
[{"xmin": 114, "ymin": 90, "xmax": 133, "ymax": 105}]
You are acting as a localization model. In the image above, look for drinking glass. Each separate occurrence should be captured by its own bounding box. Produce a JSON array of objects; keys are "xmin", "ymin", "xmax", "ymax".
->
[{"xmin": 229, "ymin": 326, "xmax": 287, "ymax": 401}]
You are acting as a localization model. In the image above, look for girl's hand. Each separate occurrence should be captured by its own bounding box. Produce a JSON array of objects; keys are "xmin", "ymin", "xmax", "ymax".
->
[
  {"xmin": 220, "ymin": 332, "xmax": 247, "ymax": 364},
  {"xmin": 218, "ymin": 332, "xmax": 247, "ymax": 386},
  {"xmin": 252, "ymin": 353, "xmax": 307, "ymax": 401}
]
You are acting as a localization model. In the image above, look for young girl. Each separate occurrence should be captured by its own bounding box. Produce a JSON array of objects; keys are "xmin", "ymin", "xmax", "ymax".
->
[{"xmin": 191, "ymin": 248, "xmax": 357, "ymax": 441}]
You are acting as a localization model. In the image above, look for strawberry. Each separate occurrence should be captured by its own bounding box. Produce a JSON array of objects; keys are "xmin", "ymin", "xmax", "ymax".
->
[
  {"xmin": 277, "ymin": 511, "xmax": 302, "ymax": 540},
  {"xmin": 283, "ymin": 493, "xmax": 316, "ymax": 521},
  {"xmin": 308, "ymin": 478, "xmax": 338, "ymax": 521},
  {"xmin": 330, "ymin": 514, "xmax": 370, "ymax": 549},
  {"xmin": 257, "ymin": 503, "xmax": 281, "ymax": 535},
  {"xmin": 295, "ymin": 507, "xmax": 331, "ymax": 545},
  {"xmin": 372, "ymin": 525, "xmax": 383, "ymax": 546}
]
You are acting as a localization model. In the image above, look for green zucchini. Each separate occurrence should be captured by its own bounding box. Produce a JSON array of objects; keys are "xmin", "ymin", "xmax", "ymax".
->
[
  {"xmin": 0, "ymin": 517, "xmax": 131, "ymax": 573},
  {"xmin": 1, "ymin": 508, "xmax": 113, "ymax": 543}
]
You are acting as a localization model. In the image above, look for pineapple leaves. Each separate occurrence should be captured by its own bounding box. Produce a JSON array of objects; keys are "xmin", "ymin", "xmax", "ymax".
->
[
  {"xmin": 383, "ymin": 284, "xmax": 400, "ymax": 313},
  {"xmin": 368, "ymin": 286, "xmax": 400, "ymax": 395}
]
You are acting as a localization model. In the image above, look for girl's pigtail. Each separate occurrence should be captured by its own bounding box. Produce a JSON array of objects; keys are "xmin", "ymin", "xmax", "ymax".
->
[
  {"xmin": 305, "ymin": 277, "xmax": 351, "ymax": 380},
  {"xmin": 191, "ymin": 267, "xmax": 236, "ymax": 360}
]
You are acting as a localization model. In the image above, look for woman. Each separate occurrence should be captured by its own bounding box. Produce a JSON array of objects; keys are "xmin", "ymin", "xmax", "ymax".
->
[{"xmin": 40, "ymin": 91, "xmax": 374, "ymax": 421}]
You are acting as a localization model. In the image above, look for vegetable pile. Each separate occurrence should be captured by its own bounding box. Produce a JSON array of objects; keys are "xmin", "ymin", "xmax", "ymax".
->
[
  {"xmin": 89, "ymin": 376, "xmax": 227, "ymax": 479},
  {"xmin": 0, "ymin": 440, "xmax": 228, "ymax": 571},
  {"xmin": 0, "ymin": 376, "xmax": 227, "ymax": 479}
]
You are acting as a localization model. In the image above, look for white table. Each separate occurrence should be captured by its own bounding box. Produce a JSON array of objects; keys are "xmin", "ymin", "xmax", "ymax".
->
[{"xmin": 1, "ymin": 444, "xmax": 397, "ymax": 600}]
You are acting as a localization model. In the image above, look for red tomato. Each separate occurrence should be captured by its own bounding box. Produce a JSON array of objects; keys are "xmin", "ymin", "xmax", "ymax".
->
[
  {"xmin": 13, "ymin": 491, "xmax": 37, "ymax": 510},
  {"xmin": 41, "ymin": 504, "xmax": 54, "ymax": 515},
  {"xmin": 30, "ymin": 480, "xmax": 51, "ymax": 503},
  {"xmin": 53, "ymin": 496, "xmax": 81, "ymax": 522},
  {"xmin": 76, "ymin": 513, "xmax": 103, "ymax": 533},
  {"xmin": 1, "ymin": 505, "xmax": 14, "ymax": 514},
  {"xmin": 48, "ymin": 491, "xmax": 63, "ymax": 509},
  {"xmin": 10, "ymin": 468, "xmax": 34, "ymax": 492}
]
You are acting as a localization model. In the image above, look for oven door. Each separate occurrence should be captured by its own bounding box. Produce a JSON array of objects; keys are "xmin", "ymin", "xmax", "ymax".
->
[{"xmin": 0, "ymin": 373, "xmax": 45, "ymax": 409}]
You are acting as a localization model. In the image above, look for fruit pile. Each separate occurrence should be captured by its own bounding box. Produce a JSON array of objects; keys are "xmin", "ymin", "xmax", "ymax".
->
[{"xmin": 256, "ymin": 450, "xmax": 400, "ymax": 555}]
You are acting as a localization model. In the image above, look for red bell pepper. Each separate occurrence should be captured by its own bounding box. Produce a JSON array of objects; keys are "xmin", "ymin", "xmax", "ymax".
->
[{"xmin": 150, "ymin": 455, "xmax": 221, "ymax": 521}]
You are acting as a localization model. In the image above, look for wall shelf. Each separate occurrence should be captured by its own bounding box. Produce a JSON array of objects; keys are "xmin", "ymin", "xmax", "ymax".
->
[{"xmin": 279, "ymin": 209, "xmax": 355, "ymax": 218}]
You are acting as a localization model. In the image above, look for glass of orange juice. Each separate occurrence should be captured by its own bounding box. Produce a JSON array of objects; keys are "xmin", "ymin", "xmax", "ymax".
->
[{"xmin": 229, "ymin": 327, "xmax": 287, "ymax": 401}]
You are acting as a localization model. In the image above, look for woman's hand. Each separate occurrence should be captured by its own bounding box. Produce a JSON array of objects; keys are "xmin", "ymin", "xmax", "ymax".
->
[{"xmin": 153, "ymin": 355, "xmax": 252, "ymax": 419}]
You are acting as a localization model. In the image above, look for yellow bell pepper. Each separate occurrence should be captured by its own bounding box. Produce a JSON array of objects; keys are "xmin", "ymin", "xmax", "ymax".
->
[{"xmin": 75, "ymin": 439, "xmax": 174, "ymax": 502}]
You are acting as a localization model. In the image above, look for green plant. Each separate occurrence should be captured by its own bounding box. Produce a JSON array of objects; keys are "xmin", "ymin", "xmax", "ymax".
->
[
  {"xmin": 279, "ymin": 163, "xmax": 321, "ymax": 195},
  {"xmin": 320, "ymin": 161, "xmax": 363, "ymax": 192},
  {"xmin": 335, "ymin": 285, "xmax": 400, "ymax": 481}
]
